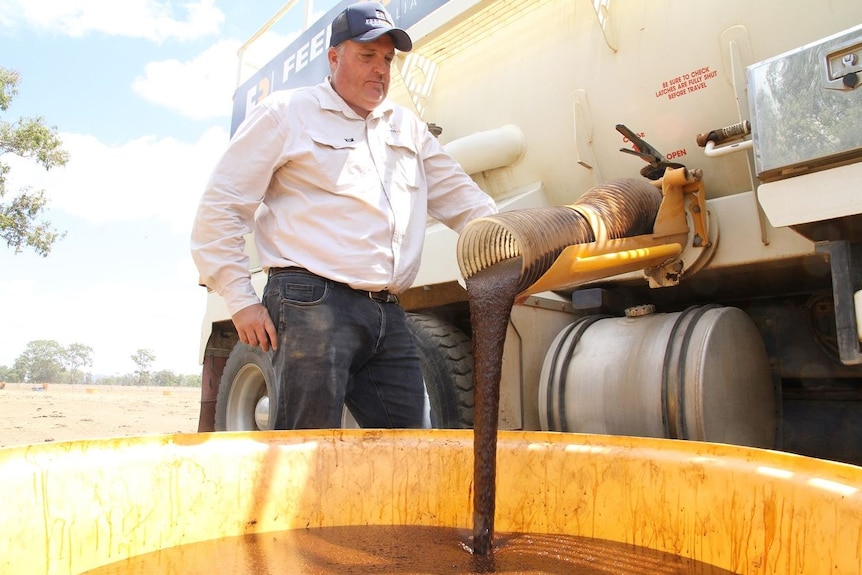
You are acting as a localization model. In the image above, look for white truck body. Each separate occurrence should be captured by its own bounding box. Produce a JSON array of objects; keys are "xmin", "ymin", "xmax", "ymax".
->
[{"xmin": 197, "ymin": 0, "xmax": 862, "ymax": 465}]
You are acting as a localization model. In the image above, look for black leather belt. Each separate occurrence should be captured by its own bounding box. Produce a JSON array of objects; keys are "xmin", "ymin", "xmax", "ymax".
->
[{"xmin": 268, "ymin": 267, "xmax": 398, "ymax": 304}]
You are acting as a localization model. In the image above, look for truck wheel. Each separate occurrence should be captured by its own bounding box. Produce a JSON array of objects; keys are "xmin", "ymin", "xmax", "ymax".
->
[
  {"xmin": 216, "ymin": 314, "xmax": 475, "ymax": 431},
  {"xmin": 215, "ymin": 343, "xmax": 275, "ymax": 431},
  {"xmin": 406, "ymin": 312, "xmax": 474, "ymax": 429}
]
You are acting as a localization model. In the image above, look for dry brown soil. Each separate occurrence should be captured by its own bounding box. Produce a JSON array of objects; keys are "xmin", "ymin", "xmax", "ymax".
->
[{"xmin": 0, "ymin": 382, "xmax": 201, "ymax": 448}]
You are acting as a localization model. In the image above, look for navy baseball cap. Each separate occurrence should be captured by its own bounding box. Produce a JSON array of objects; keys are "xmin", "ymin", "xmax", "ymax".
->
[{"xmin": 329, "ymin": 2, "xmax": 412, "ymax": 52}]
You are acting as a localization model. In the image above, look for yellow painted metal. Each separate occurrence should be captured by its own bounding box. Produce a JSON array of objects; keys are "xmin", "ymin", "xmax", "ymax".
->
[
  {"xmin": 516, "ymin": 168, "xmax": 711, "ymax": 303},
  {"xmin": 1, "ymin": 429, "xmax": 861, "ymax": 574},
  {"xmin": 514, "ymin": 167, "xmax": 709, "ymax": 301},
  {"xmin": 518, "ymin": 241, "xmax": 683, "ymax": 302}
]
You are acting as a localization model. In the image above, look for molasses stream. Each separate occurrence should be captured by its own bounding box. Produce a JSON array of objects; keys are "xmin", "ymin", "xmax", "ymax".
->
[
  {"xmin": 466, "ymin": 257, "xmax": 522, "ymax": 556},
  {"xmin": 460, "ymin": 179, "xmax": 666, "ymax": 556}
]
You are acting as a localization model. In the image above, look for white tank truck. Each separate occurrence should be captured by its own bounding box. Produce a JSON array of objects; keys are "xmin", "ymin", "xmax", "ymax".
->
[{"xmin": 195, "ymin": 0, "xmax": 862, "ymax": 466}]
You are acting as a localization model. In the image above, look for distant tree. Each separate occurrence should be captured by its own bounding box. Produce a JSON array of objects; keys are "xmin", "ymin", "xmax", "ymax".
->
[
  {"xmin": 180, "ymin": 373, "xmax": 202, "ymax": 387},
  {"xmin": 152, "ymin": 369, "xmax": 179, "ymax": 387},
  {"xmin": 14, "ymin": 339, "xmax": 65, "ymax": 383},
  {"xmin": 0, "ymin": 364, "xmax": 22, "ymax": 382},
  {"xmin": 131, "ymin": 348, "xmax": 156, "ymax": 385},
  {"xmin": 63, "ymin": 342, "xmax": 93, "ymax": 384},
  {"xmin": 96, "ymin": 373, "xmax": 138, "ymax": 386},
  {"xmin": 138, "ymin": 370, "xmax": 202, "ymax": 387},
  {"xmin": 0, "ymin": 66, "xmax": 69, "ymax": 256}
]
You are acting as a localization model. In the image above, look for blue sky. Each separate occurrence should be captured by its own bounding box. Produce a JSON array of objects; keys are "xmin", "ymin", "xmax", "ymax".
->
[{"xmin": 0, "ymin": 0, "xmax": 342, "ymax": 376}]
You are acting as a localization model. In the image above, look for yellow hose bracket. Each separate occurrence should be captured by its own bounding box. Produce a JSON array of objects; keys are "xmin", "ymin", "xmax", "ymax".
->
[
  {"xmin": 517, "ymin": 241, "xmax": 683, "ymax": 302},
  {"xmin": 654, "ymin": 167, "xmax": 711, "ymax": 249}
]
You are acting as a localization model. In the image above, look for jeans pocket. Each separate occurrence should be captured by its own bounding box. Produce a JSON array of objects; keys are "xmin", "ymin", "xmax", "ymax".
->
[{"xmin": 265, "ymin": 273, "xmax": 328, "ymax": 307}]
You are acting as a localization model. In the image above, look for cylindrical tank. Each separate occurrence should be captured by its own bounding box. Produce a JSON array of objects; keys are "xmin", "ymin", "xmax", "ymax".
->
[
  {"xmin": 539, "ymin": 305, "xmax": 776, "ymax": 448},
  {"xmin": 1, "ymin": 430, "xmax": 861, "ymax": 574}
]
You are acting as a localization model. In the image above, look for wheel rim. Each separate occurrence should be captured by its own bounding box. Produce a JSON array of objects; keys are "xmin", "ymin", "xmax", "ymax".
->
[
  {"xmin": 226, "ymin": 363, "xmax": 270, "ymax": 430},
  {"xmin": 255, "ymin": 396, "xmax": 270, "ymax": 430}
]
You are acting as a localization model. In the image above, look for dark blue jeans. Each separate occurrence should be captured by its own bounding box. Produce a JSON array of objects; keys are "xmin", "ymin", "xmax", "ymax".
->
[{"xmin": 263, "ymin": 269, "xmax": 430, "ymax": 429}]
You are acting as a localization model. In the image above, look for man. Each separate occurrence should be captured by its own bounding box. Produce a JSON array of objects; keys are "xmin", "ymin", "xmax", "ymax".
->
[{"xmin": 190, "ymin": 1, "xmax": 497, "ymax": 429}]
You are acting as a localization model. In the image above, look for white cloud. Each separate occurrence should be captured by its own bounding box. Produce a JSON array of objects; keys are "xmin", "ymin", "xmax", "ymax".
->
[
  {"xmin": 132, "ymin": 39, "xmax": 240, "ymax": 120},
  {"xmin": 2, "ymin": 0, "xmax": 301, "ymax": 121},
  {"xmin": 6, "ymin": 127, "xmax": 230, "ymax": 234},
  {"xmin": 0, "ymin": 0, "xmax": 224, "ymax": 42},
  {"xmin": 132, "ymin": 30, "xmax": 296, "ymax": 120}
]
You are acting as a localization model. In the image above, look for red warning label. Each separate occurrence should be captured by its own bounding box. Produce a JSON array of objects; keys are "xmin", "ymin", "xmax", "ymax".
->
[{"xmin": 656, "ymin": 66, "xmax": 719, "ymax": 100}]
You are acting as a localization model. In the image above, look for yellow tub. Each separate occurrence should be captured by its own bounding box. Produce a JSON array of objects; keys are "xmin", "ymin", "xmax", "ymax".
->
[{"xmin": 1, "ymin": 429, "xmax": 861, "ymax": 574}]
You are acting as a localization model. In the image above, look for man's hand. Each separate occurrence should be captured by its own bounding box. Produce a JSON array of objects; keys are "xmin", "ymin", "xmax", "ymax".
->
[{"xmin": 232, "ymin": 303, "xmax": 278, "ymax": 352}]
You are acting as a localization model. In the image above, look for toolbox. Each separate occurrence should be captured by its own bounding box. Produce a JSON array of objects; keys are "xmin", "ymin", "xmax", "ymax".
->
[{"xmin": 748, "ymin": 23, "xmax": 862, "ymax": 182}]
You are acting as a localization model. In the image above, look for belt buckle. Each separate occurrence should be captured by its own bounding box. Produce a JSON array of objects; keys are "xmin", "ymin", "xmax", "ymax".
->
[{"xmin": 369, "ymin": 290, "xmax": 397, "ymax": 304}]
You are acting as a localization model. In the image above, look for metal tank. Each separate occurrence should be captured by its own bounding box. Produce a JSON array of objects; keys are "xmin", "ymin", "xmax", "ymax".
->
[{"xmin": 537, "ymin": 305, "xmax": 776, "ymax": 447}]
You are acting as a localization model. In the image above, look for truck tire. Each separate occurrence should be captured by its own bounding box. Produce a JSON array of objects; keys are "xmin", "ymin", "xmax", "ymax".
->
[
  {"xmin": 405, "ymin": 312, "xmax": 474, "ymax": 429},
  {"xmin": 216, "ymin": 313, "xmax": 475, "ymax": 430},
  {"xmin": 215, "ymin": 343, "xmax": 275, "ymax": 432}
]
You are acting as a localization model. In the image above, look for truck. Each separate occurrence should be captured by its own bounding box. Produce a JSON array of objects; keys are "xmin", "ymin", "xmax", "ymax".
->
[{"xmin": 195, "ymin": 0, "xmax": 862, "ymax": 467}]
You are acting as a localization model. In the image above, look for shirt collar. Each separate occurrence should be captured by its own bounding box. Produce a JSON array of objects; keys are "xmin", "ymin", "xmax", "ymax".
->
[{"xmin": 317, "ymin": 77, "xmax": 394, "ymax": 120}]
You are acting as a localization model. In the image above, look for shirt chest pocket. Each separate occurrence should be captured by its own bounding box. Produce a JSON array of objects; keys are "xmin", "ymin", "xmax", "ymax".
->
[
  {"xmin": 384, "ymin": 136, "xmax": 422, "ymax": 193},
  {"xmin": 307, "ymin": 131, "xmax": 368, "ymax": 187}
]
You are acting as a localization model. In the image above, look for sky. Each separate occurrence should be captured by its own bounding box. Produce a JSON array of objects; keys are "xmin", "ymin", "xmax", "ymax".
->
[{"xmin": 0, "ymin": 0, "xmax": 344, "ymax": 376}]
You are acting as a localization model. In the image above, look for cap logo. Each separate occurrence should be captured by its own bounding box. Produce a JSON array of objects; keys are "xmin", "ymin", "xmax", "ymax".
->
[{"xmin": 367, "ymin": 10, "xmax": 392, "ymax": 27}]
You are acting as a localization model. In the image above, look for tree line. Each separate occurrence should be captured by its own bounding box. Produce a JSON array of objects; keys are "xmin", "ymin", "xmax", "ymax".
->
[{"xmin": 0, "ymin": 340, "xmax": 201, "ymax": 387}]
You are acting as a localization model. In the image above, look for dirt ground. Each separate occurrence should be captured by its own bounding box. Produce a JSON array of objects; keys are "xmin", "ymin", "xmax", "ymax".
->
[{"xmin": 0, "ymin": 382, "xmax": 202, "ymax": 448}]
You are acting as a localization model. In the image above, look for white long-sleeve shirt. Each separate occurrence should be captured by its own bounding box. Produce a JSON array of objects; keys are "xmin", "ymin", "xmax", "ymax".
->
[{"xmin": 191, "ymin": 79, "xmax": 497, "ymax": 316}]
